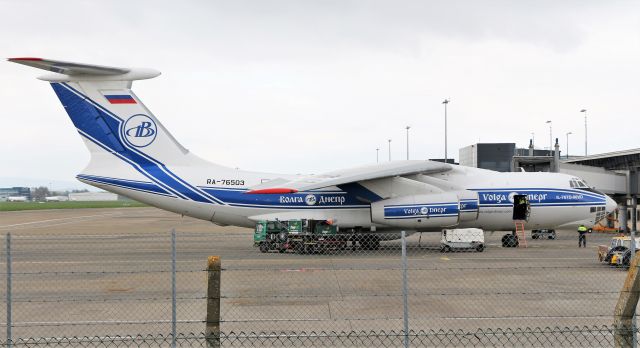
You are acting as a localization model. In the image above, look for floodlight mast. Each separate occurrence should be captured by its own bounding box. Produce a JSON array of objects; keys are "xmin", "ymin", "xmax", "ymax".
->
[
  {"xmin": 442, "ymin": 99, "xmax": 450, "ymax": 163},
  {"xmin": 580, "ymin": 109, "xmax": 587, "ymax": 156}
]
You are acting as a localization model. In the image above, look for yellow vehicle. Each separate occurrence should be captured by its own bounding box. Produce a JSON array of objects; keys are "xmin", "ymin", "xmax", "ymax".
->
[{"xmin": 598, "ymin": 236, "xmax": 640, "ymax": 266}]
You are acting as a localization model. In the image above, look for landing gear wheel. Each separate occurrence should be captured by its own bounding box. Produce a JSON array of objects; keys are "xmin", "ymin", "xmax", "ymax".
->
[
  {"xmin": 476, "ymin": 244, "xmax": 484, "ymax": 252},
  {"xmin": 502, "ymin": 234, "xmax": 519, "ymax": 248},
  {"xmin": 501, "ymin": 234, "xmax": 510, "ymax": 247}
]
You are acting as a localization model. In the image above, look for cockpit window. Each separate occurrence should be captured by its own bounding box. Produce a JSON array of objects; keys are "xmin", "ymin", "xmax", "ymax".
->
[{"xmin": 570, "ymin": 178, "xmax": 589, "ymax": 188}]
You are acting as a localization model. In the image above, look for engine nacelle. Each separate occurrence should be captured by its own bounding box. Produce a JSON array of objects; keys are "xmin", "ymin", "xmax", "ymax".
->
[
  {"xmin": 371, "ymin": 191, "xmax": 479, "ymax": 229},
  {"xmin": 458, "ymin": 190, "xmax": 480, "ymax": 223}
]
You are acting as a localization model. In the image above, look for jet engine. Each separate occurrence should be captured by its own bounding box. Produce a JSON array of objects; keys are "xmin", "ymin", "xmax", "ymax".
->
[{"xmin": 370, "ymin": 191, "xmax": 479, "ymax": 229}]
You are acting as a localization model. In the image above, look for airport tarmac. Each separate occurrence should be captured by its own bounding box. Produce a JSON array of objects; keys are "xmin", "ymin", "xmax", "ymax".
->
[{"xmin": 0, "ymin": 207, "xmax": 629, "ymax": 343}]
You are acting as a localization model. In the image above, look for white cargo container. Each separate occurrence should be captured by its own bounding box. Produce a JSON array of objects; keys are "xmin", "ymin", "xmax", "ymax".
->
[{"xmin": 441, "ymin": 228, "xmax": 485, "ymax": 252}]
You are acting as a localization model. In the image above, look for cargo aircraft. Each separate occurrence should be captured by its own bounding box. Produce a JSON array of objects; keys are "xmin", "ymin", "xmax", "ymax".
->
[{"xmin": 10, "ymin": 58, "xmax": 617, "ymax": 244}]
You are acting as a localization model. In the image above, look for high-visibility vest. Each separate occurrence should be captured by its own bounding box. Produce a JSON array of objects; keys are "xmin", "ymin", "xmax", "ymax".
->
[{"xmin": 578, "ymin": 226, "xmax": 588, "ymax": 232}]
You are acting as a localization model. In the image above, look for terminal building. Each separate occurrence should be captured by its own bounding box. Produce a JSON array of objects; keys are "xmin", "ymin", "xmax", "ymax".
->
[
  {"xmin": 459, "ymin": 142, "xmax": 556, "ymax": 172},
  {"xmin": 0, "ymin": 187, "xmax": 31, "ymax": 201},
  {"xmin": 460, "ymin": 143, "xmax": 518, "ymax": 172}
]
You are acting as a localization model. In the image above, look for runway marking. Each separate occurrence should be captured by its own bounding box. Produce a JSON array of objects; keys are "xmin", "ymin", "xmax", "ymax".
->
[
  {"xmin": 440, "ymin": 257, "xmax": 450, "ymax": 261},
  {"xmin": 0, "ymin": 213, "xmax": 123, "ymax": 229}
]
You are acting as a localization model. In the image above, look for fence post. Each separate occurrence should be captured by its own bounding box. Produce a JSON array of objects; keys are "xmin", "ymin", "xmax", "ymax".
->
[
  {"xmin": 401, "ymin": 231, "xmax": 409, "ymax": 348},
  {"xmin": 614, "ymin": 253, "xmax": 640, "ymax": 347},
  {"xmin": 6, "ymin": 233, "xmax": 12, "ymax": 348},
  {"xmin": 171, "ymin": 229, "xmax": 177, "ymax": 348},
  {"xmin": 206, "ymin": 256, "xmax": 221, "ymax": 348},
  {"xmin": 633, "ymin": 193, "xmax": 638, "ymax": 348}
]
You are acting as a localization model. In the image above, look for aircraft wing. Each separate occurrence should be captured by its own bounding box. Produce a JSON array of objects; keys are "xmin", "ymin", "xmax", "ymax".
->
[{"xmin": 247, "ymin": 160, "xmax": 451, "ymax": 193}]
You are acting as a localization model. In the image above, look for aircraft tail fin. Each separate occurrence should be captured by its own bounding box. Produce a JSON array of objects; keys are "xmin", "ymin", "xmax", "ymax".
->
[
  {"xmin": 9, "ymin": 57, "xmax": 191, "ymax": 164},
  {"xmin": 8, "ymin": 57, "xmax": 230, "ymax": 207}
]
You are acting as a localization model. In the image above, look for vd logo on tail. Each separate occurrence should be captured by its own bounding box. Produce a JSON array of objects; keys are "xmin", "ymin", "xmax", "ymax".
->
[{"xmin": 122, "ymin": 114, "xmax": 157, "ymax": 148}]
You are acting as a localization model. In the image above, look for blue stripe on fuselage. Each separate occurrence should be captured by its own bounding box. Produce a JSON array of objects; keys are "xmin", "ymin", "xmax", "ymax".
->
[
  {"xmin": 77, "ymin": 174, "xmax": 173, "ymax": 196},
  {"xmin": 52, "ymin": 83, "xmax": 220, "ymax": 204},
  {"xmin": 200, "ymin": 187, "xmax": 370, "ymax": 209},
  {"xmin": 471, "ymin": 188, "xmax": 606, "ymax": 207},
  {"xmin": 72, "ymin": 174, "xmax": 371, "ymax": 209}
]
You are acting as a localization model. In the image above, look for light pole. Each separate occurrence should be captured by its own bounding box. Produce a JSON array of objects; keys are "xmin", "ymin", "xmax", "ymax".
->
[
  {"xmin": 376, "ymin": 148, "xmax": 379, "ymax": 163},
  {"xmin": 531, "ymin": 132, "xmax": 535, "ymax": 148},
  {"xmin": 545, "ymin": 120, "xmax": 552, "ymax": 154},
  {"xmin": 580, "ymin": 109, "xmax": 587, "ymax": 156},
  {"xmin": 405, "ymin": 126, "xmax": 410, "ymax": 160},
  {"xmin": 566, "ymin": 132, "xmax": 572, "ymax": 159},
  {"xmin": 442, "ymin": 99, "xmax": 449, "ymax": 163},
  {"xmin": 388, "ymin": 139, "xmax": 392, "ymax": 162}
]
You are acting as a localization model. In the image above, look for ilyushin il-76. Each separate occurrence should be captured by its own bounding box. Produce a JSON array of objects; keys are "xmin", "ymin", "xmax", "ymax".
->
[{"xmin": 10, "ymin": 58, "xmax": 617, "ymax": 245}]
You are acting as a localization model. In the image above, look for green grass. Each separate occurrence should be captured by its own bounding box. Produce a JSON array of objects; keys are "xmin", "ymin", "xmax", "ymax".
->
[{"xmin": 0, "ymin": 200, "xmax": 148, "ymax": 211}]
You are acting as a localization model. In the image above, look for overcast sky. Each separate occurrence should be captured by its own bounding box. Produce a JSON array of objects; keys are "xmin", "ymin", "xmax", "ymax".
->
[{"xmin": 1, "ymin": 0, "xmax": 639, "ymax": 189}]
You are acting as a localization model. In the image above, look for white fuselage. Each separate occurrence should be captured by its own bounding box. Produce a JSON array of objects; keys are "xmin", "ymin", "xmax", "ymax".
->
[{"xmin": 77, "ymin": 147, "xmax": 616, "ymax": 233}]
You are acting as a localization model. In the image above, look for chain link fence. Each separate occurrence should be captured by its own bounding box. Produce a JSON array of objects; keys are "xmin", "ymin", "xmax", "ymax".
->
[{"xmin": 0, "ymin": 228, "xmax": 638, "ymax": 346}]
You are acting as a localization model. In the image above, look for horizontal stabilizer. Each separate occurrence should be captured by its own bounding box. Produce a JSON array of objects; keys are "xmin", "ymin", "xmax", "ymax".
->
[
  {"xmin": 8, "ymin": 57, "xmax": 160, "ymax": 81},
  {"xmin": 9, "ymin": 57, "xmax": 128, "ymax": 75}
]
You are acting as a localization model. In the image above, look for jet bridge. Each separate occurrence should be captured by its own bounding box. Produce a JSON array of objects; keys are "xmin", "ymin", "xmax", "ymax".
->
[
  {"xmin": 512, "ymin": 146, "xmax": 640, "ymax": 232},
  {"xmin": 563, "ymin": 148, "xmax": 640, "ymax": 233}
]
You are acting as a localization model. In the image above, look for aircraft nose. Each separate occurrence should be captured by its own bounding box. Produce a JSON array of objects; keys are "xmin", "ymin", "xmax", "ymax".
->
[{"xmin": 606, "ymin": 196, "xmax": 617, "ymax": 215}]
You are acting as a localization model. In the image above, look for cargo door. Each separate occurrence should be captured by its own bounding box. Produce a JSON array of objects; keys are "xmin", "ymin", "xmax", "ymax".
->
[{"xmin": 512, "ymin": 194, "xmax": 530, "ymax": 221}]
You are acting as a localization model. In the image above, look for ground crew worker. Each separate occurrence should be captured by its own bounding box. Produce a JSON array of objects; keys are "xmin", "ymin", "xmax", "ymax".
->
[{"xmin": 578, "ymin": 224, "xmax": 588, "ymax": 248}]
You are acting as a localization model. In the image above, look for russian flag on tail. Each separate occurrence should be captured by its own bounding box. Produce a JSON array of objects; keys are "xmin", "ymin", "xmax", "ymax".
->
[{"xmin": 104, "ymin": 94, "xmax": 137, "ymax": 104}]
